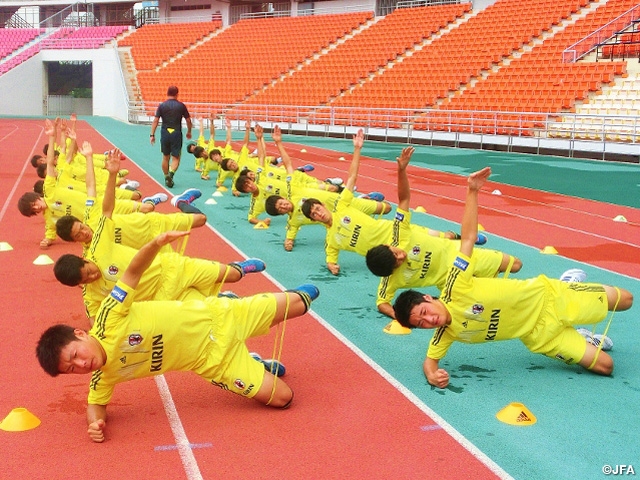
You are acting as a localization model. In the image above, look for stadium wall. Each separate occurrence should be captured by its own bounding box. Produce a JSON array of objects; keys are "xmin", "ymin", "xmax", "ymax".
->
[{"xmin": 0, "ymin": 48, "xmax": 128, "ymax": 120}]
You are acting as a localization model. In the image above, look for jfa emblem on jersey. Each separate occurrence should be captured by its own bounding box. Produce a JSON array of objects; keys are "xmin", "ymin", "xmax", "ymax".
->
[
  {"xmin": 108, "ymin": 265, "xmax": 119, "ymax": 276},
  {"xmin": 412, "ymin": 245, "xmax": 421, "ymax": 256},
  {"xmin": 234, "ymin": 379, "xmax": 245, "ymax": 390},
  {"xmin": 472, "ymin": 304, "xmax": 484, "ymax": 315},
  {"xmin": 265, "ymin": 184, "xmax": 274, "ymax": 192},
  {"xmin": 54, "ymin": 201, "xmax": 63, "ymax": 209},
  {"xmin": 128, "ymin": 333, "xmax": 143, "ymax": 346},
  {"xmin": 341, "ymin": 216, "xmax": 351, "ymax": 226}
]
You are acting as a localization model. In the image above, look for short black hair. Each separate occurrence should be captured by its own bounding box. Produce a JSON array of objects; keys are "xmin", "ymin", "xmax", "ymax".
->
[
  {"xmin": 393, "ymin": 290, "xmax": 429, "ymax": 328},
  {"xmin": 17, "ymin": 191, "xmax": 42, "ymax": 217},
  {"xmin": 192, "ymin": 146, "xmax": 205, "ymax": 158},
  {"xmin": 265, "ymin": 195, "xmax": 284, "ymax": 216},
  {"xmin": 209, "ymin": 148, "xmax": 222, "ymax": 159},
  {"xmin": 36, "ymin": 324, "xmax": 79, "ymax": 377},
  {"xmin": 234, "ymin": 174, "xmax": 253, "ymax": 193},
  {"xmin": 36, "ymin": 163, "xmax": 47, "ymax": 179},
  {"xmin": 301, "ymin": 198, "xmax": 322, "ymax": 220},
  {"xmin": 366, "ymin": 245, "xmax": 396, "ymax": 277},
  {"xmin": 220, "ymin": 158, "xmax": 236, "ymax": 171},
  {"xmin": 30, "ymin": 154, "xmax": 43, "ymax": 168},
  {"xmin": 53, "ymin": 254, "xmax": 86, "ymax": 287},
  {"xmin": 56, "ymin": 215, "xmax": 81, "ymax": 242},
  {"xmin": 167, "ymin": 85, "xmax": 179, "ymax": 96},
  {"xmin": 33, "ymin": 179, "xmax": 44, "ymax": 196}
]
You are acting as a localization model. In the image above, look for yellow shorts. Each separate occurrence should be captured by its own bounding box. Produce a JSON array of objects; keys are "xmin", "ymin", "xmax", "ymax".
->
[
  {"xmin": 158, "ymin": 253, "xmax": 226, "ymax": 300},
  {"xmin": 113, "ymin": 199, "xmax": 138, "ymax": 214},
  {"xmin": 147, "ymin": 212, "xmax": 194, "ymax": 237},
  {"xmin": 471, "ymin": 248, "xmax": 504, "ymax": 278},
  {"xmin": 195, "ymin": 294, "xmax": 277, "ymax": 398},
  {"xmin": 114, "ymin": 188, "xmax": 136, "ymax": 200},
  {"xmin": 521, "ymin": 281, "xmax": 608, "ymax": 364}
]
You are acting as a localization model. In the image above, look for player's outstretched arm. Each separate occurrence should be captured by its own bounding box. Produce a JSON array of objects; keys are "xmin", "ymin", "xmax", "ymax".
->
[
  {"xmin": 121, "ymin": 231, "xmax": 190, "ymax": 290},
  {"xmin": 102, "ymin": 148, "xmax": 121, "ymax": 218},
  {"xmin": 344, "ymin": 128, "xmax": 364, "ymax": 192},
  {"xmin": 460, "ymin": 167, "xmax": 491, "ymax": 258},
  {"xmin": 397, "ymin": 146, "xmax": 414, "ymax": 211}
]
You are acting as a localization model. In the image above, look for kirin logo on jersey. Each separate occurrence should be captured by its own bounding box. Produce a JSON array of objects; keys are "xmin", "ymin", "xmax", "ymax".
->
[
  {"xmin": 412, "ymin": 245, "xmax": 421, "ymax": 256},
  {"xmin": 472, "ymin": 304, "xmax": 484, "ymax": 315},
  {"xmin": 234, "ymin": 379, "xmax": 245, "ymax": 390},
  {"xmin": 341, "ymin": 216, "xmax": 351, "ymax": 226},
  {"xmin": 128, "ymin": 333, "xmax": 143, "ymax": 346},
  {"xmin": 108, "ymin": 265, "xmax": 119, "ymax": 276}
]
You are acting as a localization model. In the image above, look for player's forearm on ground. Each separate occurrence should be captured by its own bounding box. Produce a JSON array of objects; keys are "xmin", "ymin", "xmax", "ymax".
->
[
  {"xmin": 87, "ymin": 403, "xmax": 107, "ymax": 425},
  {"xmin": 377, "ymin": 302, "xmax": 396, "ymax": 318},
  {"xmin": 424, "ymin": 357, "xmax": 441, "ymax": 384}
]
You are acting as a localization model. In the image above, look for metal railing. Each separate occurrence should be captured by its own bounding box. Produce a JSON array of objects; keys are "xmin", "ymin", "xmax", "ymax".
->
[
  {"xmin": 563, "ymin": 4, "xmax": 640, "ymax": 63},
  {"xmin": 125, "ymin": 101, "xmax": 640, "ymax": 161}
]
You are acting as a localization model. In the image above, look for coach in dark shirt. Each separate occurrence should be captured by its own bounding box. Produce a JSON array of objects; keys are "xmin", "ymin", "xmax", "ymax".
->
[{"xmin": 150, "ymin": 85, "xmax": 192, "ymax": 188}]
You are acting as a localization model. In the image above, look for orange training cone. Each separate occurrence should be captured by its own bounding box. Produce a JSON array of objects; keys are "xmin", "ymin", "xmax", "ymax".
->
[
  {"xmin": 0, "ymin": 408, "xmax": 41, "ymax": 431},
  {"xmin": 383, "ymin": 319, "xmax": 412, "ymax": 335},
  {"xmin": 496, "ymin": 402, "xmax": 537, "ymax": 426}
]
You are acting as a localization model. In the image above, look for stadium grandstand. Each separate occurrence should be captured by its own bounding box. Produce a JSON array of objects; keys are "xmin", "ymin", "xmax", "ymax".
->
[{"xmin": 0, "ymin": 0, "xmax": 638, "ymax": 161}]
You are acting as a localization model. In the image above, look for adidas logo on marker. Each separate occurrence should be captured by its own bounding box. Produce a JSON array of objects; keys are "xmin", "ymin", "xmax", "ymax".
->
[{"xmin": 516, "ymin": 412, "xmax": 531, "ymax": 422}]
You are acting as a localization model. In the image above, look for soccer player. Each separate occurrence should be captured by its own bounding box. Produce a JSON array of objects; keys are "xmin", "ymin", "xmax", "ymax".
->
[
  {"xmin": 301, "ymin": 131, "xmax": 455, "ymax": 276},
  {"xmin": 150, "ymin": 85, "xmax": 192, "ymax": 188},
  {"xmin": 234, "ymin": 125, "xmax": 342, "ymax": 226},
  {"xmin": 55, "ymin": 145, "xmax": 206, "ymax": 252},
  {"xmin": 17, "ymin": 119, "xmax": 166, "ymax": 249},
  {"xmin": 263, "ymin": 125, "xmax": 390, "ymax": 251},
  {"xmin": 392, "ymin": 167, "xmax": 633, "ymax": 388},
  {"xmin": 365, "ymin": 145, "xmax": 521, "ymax": 320},
  {"xmin": 36, "ymin": 230, "xmax": 320, "ymax": 443}
]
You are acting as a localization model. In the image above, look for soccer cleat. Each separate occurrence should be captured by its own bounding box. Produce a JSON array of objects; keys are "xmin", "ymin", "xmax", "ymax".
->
[
  {"xmin": 250, "ymin": 352, "xmax": 286, "ymax": 376},
  {"xmin": 235, "ymin": 258, "xmax": 266, "ymax": 275},
  {"xmin": 296, "ymin": 164, "xmax": 315, "ymax": 172},
  {"xmin": 577, "ymin": 328, "xmax": 613, "ymax": 351},
  {"xmin": 117, "ymin": 169, "xmax": 129, "ymax": 178},
  {"xmin": 294, "ymin": 283, "xmax": 320, "ymax": 302},
  {"xmin": 125, "ymin": 179, "xmax": 140, "ymax": 189},
  {"xmin": 325, "ymin": 177, "xmax": 344, "ymax": 186},
  {"xmin": 218, "ymin": 290, "xmax": 239, "ymax": 299},
  {"xmin": 165, "ymin": 175, "xmax": 174, "ymax": 188},
  {"xmin": 171, "ymin": 188, "xmax": 202, "ymax": 207},
  {"xmin": 363, "ymin": 191, "xmax": 385, "ymax": 202},
  {"xmin": 142, "ymin": 193, "xmax": 168, "ymax": 205},
  {"xmin": 560, "ymin": 268, "xmax": 587, "ymax": 283},
  {"xmin": 475, "ymin": 233, "xmax": 488, "ymax": 246}
]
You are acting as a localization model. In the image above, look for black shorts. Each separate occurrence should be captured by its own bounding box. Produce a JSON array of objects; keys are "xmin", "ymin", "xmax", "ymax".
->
[{"xmin": 160, "ymin": 128, "xmax": 183, "ymax": 158}]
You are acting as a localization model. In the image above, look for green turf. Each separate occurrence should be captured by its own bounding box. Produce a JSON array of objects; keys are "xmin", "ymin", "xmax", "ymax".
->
[{"xmin": 87, "ymin": 117, "xmax": 640, "ymax": 480}]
